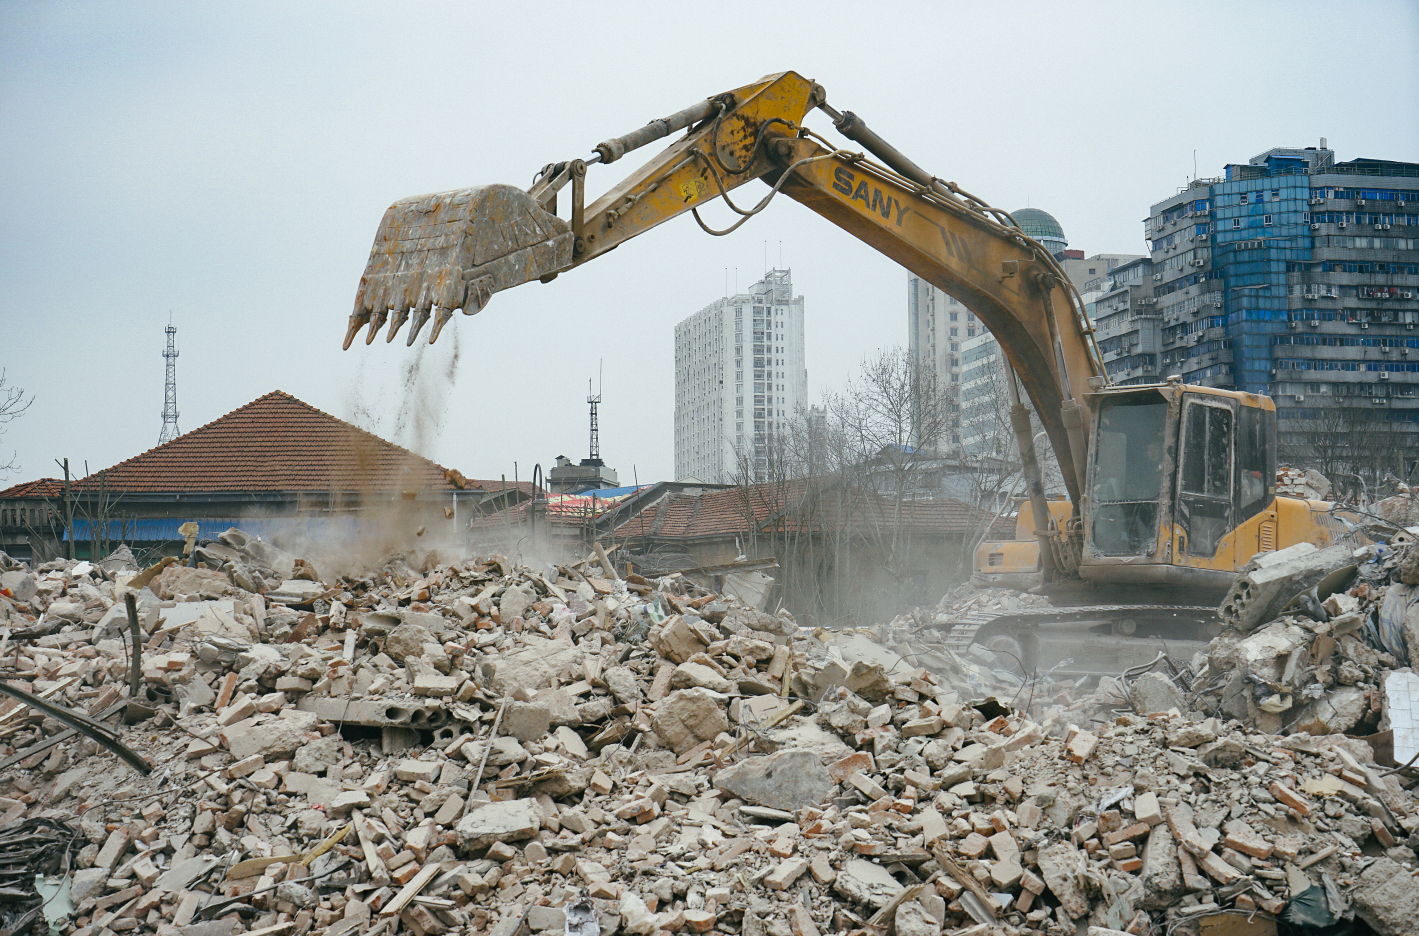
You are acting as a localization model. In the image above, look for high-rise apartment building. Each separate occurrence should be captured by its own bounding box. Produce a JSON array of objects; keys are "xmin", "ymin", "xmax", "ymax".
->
[
  {"xmin": 674, "ymin": 270, "xmax": 807, "ymax": 483},
  {"xmin": 958, "ymin": 330, "xmax": 1006, "ymax": 455},
  {"xmin": 910, "ymin": 208, "xmax": 1138, "ymax": 452},
  {"xmin": 907, "ymin": 276, "xmax": 983, "ymax": 390},
  {"xmin": 1145, "ymin": 142, "xmax": 1419, "ymax": 453},
  {"xmin": 1092, "ymin": 256, "xmax": 1161, "ymax": 384}
]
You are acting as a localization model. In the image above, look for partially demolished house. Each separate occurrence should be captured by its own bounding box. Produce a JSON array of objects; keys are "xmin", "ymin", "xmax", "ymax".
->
[{"xmin": 612, "ymin": 480, "xmax": 1014, "ymax": 627}]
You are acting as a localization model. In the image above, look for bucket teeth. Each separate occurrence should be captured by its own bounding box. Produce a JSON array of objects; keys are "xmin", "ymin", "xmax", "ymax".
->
[
  {"xmin": 385, "ymin": 308, "xmax": 410, "ymax": 343},
  {"xmin": 406, "ymin": 307, "xmax": 433, "ymax": 346},
  {"xmin": 343, "ymin": 311, "xmax": 370, "ymax": 351},
  {"xmin": 345, "ymin": 184, "xmax": 573, "ymax": 351},
  {"xmin": 365, "ymin": 310, "xmax": 388, "ymax": 345},
  {"xmin": 428, "ymin": 307, "xmax": 455, "ymax": 345}
]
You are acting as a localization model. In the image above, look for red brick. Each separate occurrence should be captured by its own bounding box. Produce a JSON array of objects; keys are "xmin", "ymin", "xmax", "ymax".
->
[
  {"xmin": 1103, "ymin": 822, "xmax": 1151, "ymax": 846},
  {"xmin": 1269, "ymin": 782, "xmax": 1311, "ymax": 816}
]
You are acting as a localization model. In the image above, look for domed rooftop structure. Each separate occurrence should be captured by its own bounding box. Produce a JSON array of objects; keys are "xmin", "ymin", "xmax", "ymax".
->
[{"xmin": 1012, "ymin": 208, "xmax": 1068, "ymax": 257}]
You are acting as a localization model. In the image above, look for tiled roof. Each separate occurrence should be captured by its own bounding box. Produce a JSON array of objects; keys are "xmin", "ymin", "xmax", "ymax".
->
[
  {"xmin": 616, "ymin": 479, "xmax": 1014, "ymax": 540},
  {"xmin": 69, "ymin": 391, "xmax": 457, "ymax": 494},
  {"xmin": 0, "ymin": 478, "xmax": 66, "ymax": 500}
]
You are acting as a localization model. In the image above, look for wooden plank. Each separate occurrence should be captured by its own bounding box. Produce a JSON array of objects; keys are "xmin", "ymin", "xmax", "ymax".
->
[{"xmin": 380, "ymin": 862, "xmax": 440, "ymax": 917}]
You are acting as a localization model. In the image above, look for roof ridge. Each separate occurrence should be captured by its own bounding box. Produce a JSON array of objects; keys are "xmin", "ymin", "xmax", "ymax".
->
[
  {"xmin": 56, "ymin": 391, "xmax": 457, "ymax": 494},
  {"xmin": 79, "ymin": 390, "xmax": 450, "ymax": 487}
]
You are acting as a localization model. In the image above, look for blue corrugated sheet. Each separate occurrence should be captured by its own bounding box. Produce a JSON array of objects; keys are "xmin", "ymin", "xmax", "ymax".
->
[
  {"xmin": 566, "ymin": 484, "xmax": 650, "ymax": 498},
  {"xmin": 65, "ymin": 516, "xmax": 371, "ymax": 544}
]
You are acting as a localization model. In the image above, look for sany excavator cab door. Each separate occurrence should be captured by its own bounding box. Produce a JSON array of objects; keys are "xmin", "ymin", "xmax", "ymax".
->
[{"xmin": 1171, "ymin": 390, "xmax": 1277, "ymax": 569}]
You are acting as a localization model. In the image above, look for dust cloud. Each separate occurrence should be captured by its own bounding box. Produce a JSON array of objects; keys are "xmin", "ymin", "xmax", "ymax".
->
[{"xmin": 242, "ymin": 327, "xmax": 476, "ymax": 578}]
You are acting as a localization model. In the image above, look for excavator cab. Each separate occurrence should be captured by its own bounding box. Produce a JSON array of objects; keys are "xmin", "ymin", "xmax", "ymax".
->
[
  {"xmin": 978, "ymin": 381, "xmax": 1306, "ymax": 598},
  {"xmin": 1080, "ymin": 382, "xmax": 1278, "ymax": 590}
]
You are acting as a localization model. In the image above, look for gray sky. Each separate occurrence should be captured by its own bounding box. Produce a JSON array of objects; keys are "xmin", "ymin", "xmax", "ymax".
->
[{"xmin": 3, "ymin": 1, "xmax": 1417, "ymax": 487}]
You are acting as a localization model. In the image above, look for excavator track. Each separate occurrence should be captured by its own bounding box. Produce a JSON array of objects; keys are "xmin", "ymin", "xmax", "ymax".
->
[{"xmin": 939, "ymin": 603, "xmax": 1219, "ymax": 677}]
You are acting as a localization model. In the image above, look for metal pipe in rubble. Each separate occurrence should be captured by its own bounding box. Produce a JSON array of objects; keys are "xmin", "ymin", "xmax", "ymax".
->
[
  {"xmin": 1006, "ymin": 367, "xmax": 1056, "ymax": 577},
  {"xmin": 592, "ymin": 98, "xmax": 723, "ymax": 165}
]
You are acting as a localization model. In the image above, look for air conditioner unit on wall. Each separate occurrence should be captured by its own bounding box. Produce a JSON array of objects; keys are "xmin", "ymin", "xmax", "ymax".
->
[
  {"xmin": 1381, "ymin": 372, "xmax": 1390, "ymax": 380},
  {"xmin": 1310, "ymin": 224, "xmax": 1320, "ymax": 230},
  {"xmin": 1339, "ymin": 222, "xmax": 1347, "ymax": 228},
  {"xmin": 1295, "ymin": 394, "xmax": 1304, "ymax": 401}
]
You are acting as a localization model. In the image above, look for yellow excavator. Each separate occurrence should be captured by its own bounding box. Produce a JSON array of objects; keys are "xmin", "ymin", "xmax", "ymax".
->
[{"xmin": 344, "ymin": 71, "xmax": 1355, "ymax": 674}]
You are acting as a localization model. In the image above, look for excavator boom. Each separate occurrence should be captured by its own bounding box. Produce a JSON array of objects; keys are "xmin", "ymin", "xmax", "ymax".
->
[{"xmin": 344, "ymin": 71, "xmax": 1103, "ymax": 511}]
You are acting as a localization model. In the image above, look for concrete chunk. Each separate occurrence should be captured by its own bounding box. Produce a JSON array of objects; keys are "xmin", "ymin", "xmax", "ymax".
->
[
  {"xmin": 1218, "ymin": 542, "xmax": 1355, "ymax": 633},
  {"xmin": 832, "ymin": 858, "xmax": 904, "ymax": 908},
  {"xmin": 652, "ymin": 687, "xmax": 729, "ymax": 754},
  {"xmin": 454, "ymin": 798, "xmax": 541, "ymax": 849},
  {"xmin": 714, "ymin": 749, "xmax": 833, "ymax": 812},
  {"xmin": 1037, "ymin": 842, "xmax": 1090, "ymax": 919},
  {"xmin": 1351, "ymin": 856, "xmax": 1419, "ymax": 936}
]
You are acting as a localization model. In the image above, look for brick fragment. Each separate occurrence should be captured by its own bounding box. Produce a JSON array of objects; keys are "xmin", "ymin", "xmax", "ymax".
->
[
  {"xmin": 1222, "ymin": 820, "xmax": 1273, "ymax": 859},
  {"xmin": 765, "ymin": 857, "xmax": 809, "ymax": 891},
  {"xmin": 1066, "ymin": 730, "xmax": 1098, "ymax": 764},
  {"xmin": 847, "ymin": 772, "xmax": 888, "ymax": 801},
  {"xmin": 958, "ymin": 832, "xmax": 989, "ymax": 859},
  {"xmin": 1133, "ymin": 791, "xmax": 1162, "ymax": 826},
  {"xmin": 1103, "ymin": 822, "xmax": 1151, "ymax": 846},
  {"xmin": 1269, "ymin": 782, "xmax": 1311, "ymax": 815}
]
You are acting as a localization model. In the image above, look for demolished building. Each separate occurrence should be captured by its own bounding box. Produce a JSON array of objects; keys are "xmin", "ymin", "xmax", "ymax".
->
[{"xmin": 1, "ymin": 506, "xmax": 1415, "ymax": 936}]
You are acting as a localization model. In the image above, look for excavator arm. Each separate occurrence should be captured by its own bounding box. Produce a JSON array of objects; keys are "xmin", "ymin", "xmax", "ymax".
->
[{"xmin": 344, "ymin": 71, "xmax": 1107, "ymax": 552}]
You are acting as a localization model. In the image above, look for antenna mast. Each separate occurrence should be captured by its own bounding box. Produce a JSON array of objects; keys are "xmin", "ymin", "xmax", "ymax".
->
[
  {"xmin": 587, "ymin": 363, "xmax": 603, "ymax": 466},
  {"xmin": 159, "ymin": 324, "xmax": 180, "ymax": 443}
]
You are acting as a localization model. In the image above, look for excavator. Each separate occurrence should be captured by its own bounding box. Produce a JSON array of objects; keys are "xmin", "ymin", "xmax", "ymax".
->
[{"xmin": 342, "ymin": 71, "xmax": 1356, "ymax": 675}]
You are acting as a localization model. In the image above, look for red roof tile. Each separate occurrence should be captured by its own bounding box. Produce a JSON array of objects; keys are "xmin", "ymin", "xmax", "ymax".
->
[
  {"xmin": 70, "ymin": 391, "xmax": 457, "ymax": 494},
  {"xmin": 0, "ymin": 478, "xmax": 66, "ymax": 500}
]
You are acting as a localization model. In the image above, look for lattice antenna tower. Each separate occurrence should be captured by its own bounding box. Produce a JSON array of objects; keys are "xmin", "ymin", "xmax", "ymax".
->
[
  {"xmin": 586, "ymin": 361, "xmax": 603, "ymax": 466},
  {"xmin": 159, "ymin": 324, "xmax": 180, "ymax": 444}
]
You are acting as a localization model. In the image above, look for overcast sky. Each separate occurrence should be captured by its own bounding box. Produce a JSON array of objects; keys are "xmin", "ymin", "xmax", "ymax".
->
[{"xmin": 3, "ymin": 1, "xmax": 1417, "ymax": 488}]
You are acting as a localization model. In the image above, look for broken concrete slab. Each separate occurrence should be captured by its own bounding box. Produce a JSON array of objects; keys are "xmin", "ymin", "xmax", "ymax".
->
[
  {"xmin": 713, "ymin": 749, "xmax": 833, "ymax": 812},
  {"xmin": 832, "ymin": 858, "xmax": 904, "ymax": 908},
  {"xmin": 1218, "ymin": 542, "xmax": 1355, "ymax": 633},
  {"xmin": 455, "ymin": 798, "xmax": 541, "ymax": 849},
  {"xmin": 1349, "ymin": 857, "xmax": 1419, "ymax": 936}
]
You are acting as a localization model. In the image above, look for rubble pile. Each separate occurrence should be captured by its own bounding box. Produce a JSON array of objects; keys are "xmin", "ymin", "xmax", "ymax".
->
[
  {"xmin": 0, "ymin": 528, "xmax": 1415, "ymax": 936},
  {"xmin": 1205, "ymin": 533, "xmax": 1419, "ymax": 742},
  {"xmin": 1276, "ymin": 468, "xmax": 1332, "ymax": 501}
]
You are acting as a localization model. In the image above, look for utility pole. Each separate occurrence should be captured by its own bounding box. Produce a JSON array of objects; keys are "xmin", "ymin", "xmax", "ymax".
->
[{"xmin": 159, "ymin": 324, "xmax": 180, "ymax": 444}]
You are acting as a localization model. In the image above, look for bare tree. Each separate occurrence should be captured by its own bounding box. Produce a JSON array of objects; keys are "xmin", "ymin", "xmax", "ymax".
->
[
  {"xmin": 1281, "ymin": 403, "xmax": 1416, "ymax": 499},
  {"xmin": 0, "ymin": 370, "xmax": 33, "ymax": 479}
]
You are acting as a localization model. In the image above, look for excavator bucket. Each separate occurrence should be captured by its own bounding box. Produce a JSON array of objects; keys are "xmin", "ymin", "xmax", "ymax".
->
[{"xmin": 344, "ymin": 184, "xmax": 574, "ymax": 349}]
